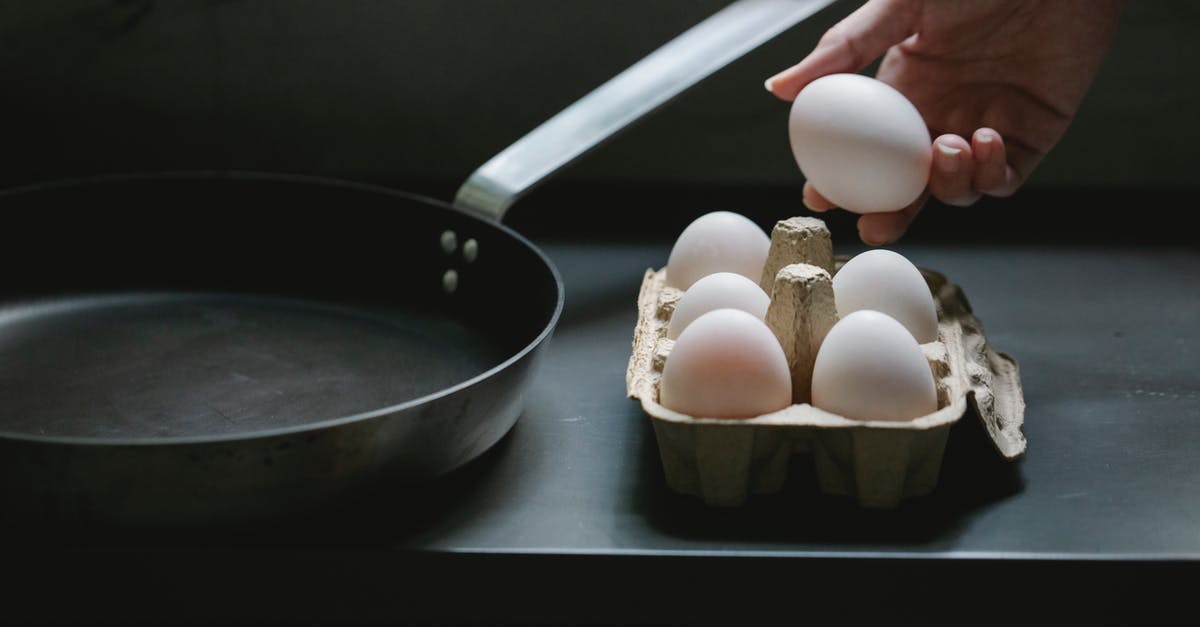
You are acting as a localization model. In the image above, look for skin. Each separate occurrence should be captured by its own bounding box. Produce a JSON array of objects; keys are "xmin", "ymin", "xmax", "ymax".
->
[{"xmin": 765, "ymin": 0, "xmax": 1124, "ymax": 245}]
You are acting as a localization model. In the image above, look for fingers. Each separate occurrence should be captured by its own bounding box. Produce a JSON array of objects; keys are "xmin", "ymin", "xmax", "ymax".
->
[
  {"xmin": 800, "ymin": 130, "xmax": 1028, "ymax": 244},
  {"xmin": 927, "ymin": 130, "xmax": 1026, "ymax": 207},
  {"xmin": 856, "ymin": 192, "xmax": 928, "ymax": 246},
  {"xmin": 971, "ymin": 128, "xmax": 1023, "ymax": 197},
  {"xmin": 928, "ymin": 134, "xmax": 980, "ymax": 207},
  {"xmin": 802, "ymin": 182, "xmax": 837, "ymax": 212},
  {"xmin": 802, "ymin": 180, "xmax": 923, "ymax": 246},
  {"xmin": 765, "ymin": 0, "xmax": 920, "ymax": 101}
]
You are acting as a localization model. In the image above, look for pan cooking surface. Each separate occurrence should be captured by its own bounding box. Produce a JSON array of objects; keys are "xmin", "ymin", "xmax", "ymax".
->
[{"xmin": 0, "ymin": 292, "xmax": 505, "ymax": 440}]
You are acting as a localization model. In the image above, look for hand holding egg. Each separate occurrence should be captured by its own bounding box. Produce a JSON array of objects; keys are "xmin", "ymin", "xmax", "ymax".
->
[
  {"xmin": 765, "ymin": 0, "xmax": 1123, "ymax": 245},
  {"xmin": 782, "ymin": 72, "xmax": 934, "ymax": 246},
  {"xmin": 787, "ymin": 73, "xmax": 931, "ymax": 216}
]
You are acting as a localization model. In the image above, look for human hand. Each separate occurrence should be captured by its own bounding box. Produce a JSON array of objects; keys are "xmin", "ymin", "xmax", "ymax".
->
[{"xmin": 766, "ymin": 0, "xmax": 1123, "ymax": 244}]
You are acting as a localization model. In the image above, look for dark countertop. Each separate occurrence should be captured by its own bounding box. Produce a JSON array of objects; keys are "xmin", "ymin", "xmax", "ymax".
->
[{"xmin": 7, "ymin": 221, "xmax": 1199, "ymax": 624}]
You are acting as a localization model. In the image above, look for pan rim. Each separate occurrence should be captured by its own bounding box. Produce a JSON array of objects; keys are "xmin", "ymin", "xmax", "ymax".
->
[{"xmin": 0, "ymin": 170, "xmax": 565, "ymax": 447}]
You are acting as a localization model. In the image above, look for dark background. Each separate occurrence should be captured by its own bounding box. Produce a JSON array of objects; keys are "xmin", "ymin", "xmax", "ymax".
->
[
  {"xmin": 1, "ymin": 0, "xmax": 1197, "ymax": 243},
  {"xmin": 2, "ymin": 3, "xmax": 1198, "ymax": 625}
]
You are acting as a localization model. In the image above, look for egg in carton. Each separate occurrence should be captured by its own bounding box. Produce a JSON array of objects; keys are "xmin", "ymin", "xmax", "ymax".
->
[{"xmin": 625, "ymin": 216, "xmax": 1026, "ymax": 508}]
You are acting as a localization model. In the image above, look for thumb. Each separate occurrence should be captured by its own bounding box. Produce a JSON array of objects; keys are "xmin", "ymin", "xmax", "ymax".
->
[{"xmin": 765, "ymin": 0, "xmax": 919, "ymax": 101}]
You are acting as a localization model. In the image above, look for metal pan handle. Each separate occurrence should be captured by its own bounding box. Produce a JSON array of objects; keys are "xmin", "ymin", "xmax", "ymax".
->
[{"xmin": 452, "ymin": 0, "xmax": 837, "ymax": 220}]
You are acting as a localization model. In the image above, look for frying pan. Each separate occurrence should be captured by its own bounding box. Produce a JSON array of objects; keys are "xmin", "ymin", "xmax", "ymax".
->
[{"xmin": 0, "ymin": 0, "xmax": 835, "ymax": 531}]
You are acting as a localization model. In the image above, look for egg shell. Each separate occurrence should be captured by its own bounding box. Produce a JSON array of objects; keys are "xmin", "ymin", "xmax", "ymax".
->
[
  {"xmin": 660, "ymin": 309, "xmax": 792, "ymax": 419},
  {"xmin": 665, "ymin": 211, "xmax": 771, "ymax": 290},
  {"xmin": 667, "ymin": 272, "xmax": 771, "ymax": 340},
  {"xmin": 627, "ymin": 216, "xmax": 1025, "ymax": 508},
  {"xmin": 811, "ymin": 310, "xmax": 939, "ymax": 422},
  {"xmin": 833, "ymin": 249, "xmax": 940, "ymax": 344},
  {"xmin": 788, "ymin": 73, "xmax": 932, "ymax": 214}
]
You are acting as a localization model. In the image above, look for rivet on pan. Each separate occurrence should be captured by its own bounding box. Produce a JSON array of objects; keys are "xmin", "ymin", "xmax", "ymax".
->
[
  {"xmin": 440, "ymin": 230, "xmax": 458, "ymax": 254},
  {"xmin": 442, "ymin": 269, "xmax": 459, "ymax": 294},
  {"xmin": 463, "ymin": 238, "xmax": 479, "ymax": 263}
]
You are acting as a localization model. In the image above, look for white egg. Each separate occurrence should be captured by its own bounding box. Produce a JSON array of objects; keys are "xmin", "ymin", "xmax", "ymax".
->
[
  {"xmin": 788, "ymin": 73, "xmax": 931, "ymax": 214},
  {"xmin": 667, "ymin": 272, "xmax": 770, "ymax": 340},
  {"xmin": 665, "ymin": 211, "xmax": 770, "ymax": 290},
  {"xmin": 833, "ymin": 249, "xmax": 938, "ymax": 343},
  {"xmin": 811, "ymin": 310, "xmax": 937, "ymax": 422},
  {"xmin": 660, "ymin": 308, "xmax": 791, "ymax": 419}
]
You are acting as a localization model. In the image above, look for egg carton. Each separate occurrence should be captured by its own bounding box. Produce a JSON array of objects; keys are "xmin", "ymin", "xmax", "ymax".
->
[{"xmin": 626, "ymin": 217, "xmax": 1026, "ymax": 508}]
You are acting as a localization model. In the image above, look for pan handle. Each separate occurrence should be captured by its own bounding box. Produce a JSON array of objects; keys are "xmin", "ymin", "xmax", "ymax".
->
[{"xmin": 452, "ymin": 0, "xmax": 838, "ymax": 221}]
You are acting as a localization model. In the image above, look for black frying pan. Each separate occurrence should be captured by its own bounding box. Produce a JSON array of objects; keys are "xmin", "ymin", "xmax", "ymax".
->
[
  {"xmin": 0, "ymin": 173, "xmax": 561, "ymax": 531},
  {"xmin": 0, "ymin": 1, "xmax": 833, "ymax": 531}
]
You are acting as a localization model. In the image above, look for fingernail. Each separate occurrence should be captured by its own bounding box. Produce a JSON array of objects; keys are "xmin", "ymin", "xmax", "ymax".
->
[
  {"xmin": 802, "ymin": 193, "xmax": 815, "ymax": 211},
  {"xmin": 936, "ymin": 143, "xmax": 961, "ymax": 173},
  {"xmin": 764, "ymin": 77, "xmax": 776, "ymax": 93},
  {"xmin": 977, "ymin": 131, "xmax": 994, "ymax": 144}
]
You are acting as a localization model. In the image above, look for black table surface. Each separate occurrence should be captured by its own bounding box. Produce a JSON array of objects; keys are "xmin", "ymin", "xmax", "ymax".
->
[{"xmin": 7, "ymin": 202, "xmax": 1199, "ymax": 625}]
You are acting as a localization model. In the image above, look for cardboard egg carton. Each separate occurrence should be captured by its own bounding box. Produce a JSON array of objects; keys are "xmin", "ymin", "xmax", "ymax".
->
[{"xmin": 626, "ymin": 217, "xmax": 1026, "ymax": 508}]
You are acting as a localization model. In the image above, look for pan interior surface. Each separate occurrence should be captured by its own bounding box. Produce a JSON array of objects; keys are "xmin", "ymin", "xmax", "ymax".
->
[
  {"xmin": 0, "ymin": 173, "xmax": 561, "ymax": 445},
  {"xmin": 0, "ymin": 292, "xmax": 504, "ymax": 440}
]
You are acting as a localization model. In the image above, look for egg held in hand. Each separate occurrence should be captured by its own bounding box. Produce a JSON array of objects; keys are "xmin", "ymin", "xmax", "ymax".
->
[
  {"xmin": 667, "ymin": 272, "xmax": 771, "ymax": 340},
  {"xmin": 788, "ymin": 73, "xmax": 932, "ymax": 214},
  {"xmin": 811, "ymin": 310, "xmax": 937, "ymax": 422},
  {"xmin": 660, "ymin": 309, "xmax": 792, "ymax": 419},
  {"xmin": 833, "ymin": 249, "xmax": 938, "ymax": 344},
  {"xmin": 665, "ymin": 211, "xmax": 770, "ymax": 290}
]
